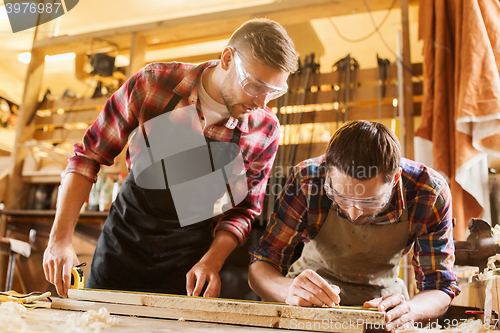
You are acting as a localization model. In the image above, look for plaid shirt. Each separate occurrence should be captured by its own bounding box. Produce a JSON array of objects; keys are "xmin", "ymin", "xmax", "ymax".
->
[
  {"xmin": 250, "ymin": 156, "xmax": 460, "ymax": 299},
  {"xmin": 66, "ymin": 61, "xmax": 280, "ymax": 244}
]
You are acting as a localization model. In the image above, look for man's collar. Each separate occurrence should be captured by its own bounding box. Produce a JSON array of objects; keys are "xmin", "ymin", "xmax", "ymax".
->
[
  {"xmin": 173, "ymin": 60, "xmax": 220, "ymax": 97},
  {"xmin": 225, "ymin": 117, "xmax": 249, "ymax": 133},
  {"xmin": 174, "ymin": 60, "xmax": 251, "ymax": 133}
]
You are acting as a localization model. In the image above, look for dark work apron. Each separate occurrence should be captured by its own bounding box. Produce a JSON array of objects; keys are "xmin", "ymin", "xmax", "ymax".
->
[{"xmin": 86, "ymin": 94, "xmax": 242, "ymax": 295}]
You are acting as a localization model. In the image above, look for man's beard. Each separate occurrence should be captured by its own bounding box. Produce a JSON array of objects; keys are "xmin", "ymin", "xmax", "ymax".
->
[{"xmin": 220, "ymin": 71, "xmax": 254, "ymax": 121}]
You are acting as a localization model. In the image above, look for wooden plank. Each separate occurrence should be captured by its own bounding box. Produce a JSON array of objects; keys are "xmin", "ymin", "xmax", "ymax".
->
[
  {"xmin": 156, "ymin": 52, "xmax": 222, "ymax": 65},
  {"xmin": 32, "ymin": 0, "xmax": 416, "ymax": 56},
  {"xmin": 19, "ymin": 307, "xmax": 323, "ymax": 333},
  {"xmin": 38, "ymin": 96, "xmax": 108, "ymax": 112},
  {"xmin": 33, "ymin": 128, "xmax": 87, "ymax": 142},
  {"xmin": 267, "ymin": 82, "xmax": 422, "ymax": 108},
  {"xmin": 401, "ymin": 0, "xmax": 415, "ymax": 160},
  {"xmin": 128, "ymin": 33, "xmax": 147, "ymax": 78},
  {"xmin": 279, "ymin": 64, "xmax": 422, "ymax": 91},
  {"xmin": 35, "ymin": 109, "xmax": 100, "ymax": 126},
  {"xmin": 32, "ymin": 0, "xmax": 333, "ymax": 55},
  {"xmin": 452, "ymin": 276, "xmax": 500, "ymax": 313},
  {"xmin": 58, "ymin": 289, "xmax": 384, "ymax": 333},
  {"xmin": 276, "ymin": 104, "xmax": 398, "ymax": 125}
]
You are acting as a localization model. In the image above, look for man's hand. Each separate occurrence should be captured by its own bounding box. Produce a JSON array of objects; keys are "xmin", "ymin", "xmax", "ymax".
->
[
  {"xmin": 186, "ymin": 260, "xmax": 221, "ymax": 298},
  {"xmin": 285, "ymin": 269, "xmax": 340, "ymax": 307},
  {"xmin": 43, "ymin": 241, "xmax": 79, "ymax": 298},
  {"xmin": 364, "ymin": 293, "xmax": 414, "ymax": 332}
]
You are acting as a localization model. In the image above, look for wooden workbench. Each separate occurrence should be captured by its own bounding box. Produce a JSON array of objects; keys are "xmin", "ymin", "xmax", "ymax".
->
[{"xmin": 17, "ymin": 307, "xmax": 309, "ymax": 332}]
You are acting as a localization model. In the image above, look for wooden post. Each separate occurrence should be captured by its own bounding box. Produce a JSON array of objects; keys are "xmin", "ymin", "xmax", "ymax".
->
[
  {"xmin": 127, "ymin": 33, "xmax": 147, "ymax": 77},
  {"xmin": 400, "ymin": 0, "xmax": 414, "ymax": 160},
  {"xmin": 0, "ymin": 213, "xmax": 7, "ymax": 290},
  {"xmin": 5, "ymin": 50, "xmax": 46, "ymax": 210}
]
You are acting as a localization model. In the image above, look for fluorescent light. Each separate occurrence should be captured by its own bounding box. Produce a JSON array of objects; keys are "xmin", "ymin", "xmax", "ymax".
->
[
  {"xmin": 115, "ymin": 54, "xmax": 130, "ymax": 67},
  {"xmin": 18, "ymin": 52, "xmax": 76, "ymax": 63},
  {"xmin": 45, "ymin": 52, "xmax": 75, "ymax": 61},
  {"xmin": 18, "ymin": 52, "xmax": 31, "ymax": 64}
]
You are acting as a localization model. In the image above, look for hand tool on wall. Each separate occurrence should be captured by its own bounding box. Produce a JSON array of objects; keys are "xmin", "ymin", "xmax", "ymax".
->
[
  {"xmin": 377, "ymin": 55, "xmax": 391, "ymax": 122},
  {"xmin": 289, "ymin": 53, "xmax": 314, "ymax": 168},
  {"xmin": 307, "ymin": 60, "xmax": 321, "ymax": 160},
  {"xmin": 332, "ymin": 55, "xmax": 359, "ymax": 127},
  {"xmin": 282, "ymin": 59, "xmax": 301, "ymax": 177}
]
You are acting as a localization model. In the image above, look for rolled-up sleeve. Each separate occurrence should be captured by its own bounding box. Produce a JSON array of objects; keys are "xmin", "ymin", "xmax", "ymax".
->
[
  {"xmin": 215, "ymin": 121, "xmax": 279, "ymax": 245},
  {"xmin": 412, "ymin": 179, "xmax": 461, "ymax": 299},
  {"xmin": 66, "ymin": 66, "xmax": 150, "ymax": 182}
]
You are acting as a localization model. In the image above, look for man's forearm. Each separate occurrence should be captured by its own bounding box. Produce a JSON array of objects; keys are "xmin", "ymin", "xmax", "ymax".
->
[
  {"xmin": 248, "ymin": 261, "xmax": 291, "ymax": 303},
  {"xmin": 198, "ymin": 230, "xmax": 239, "ymax": 271},
  {"xmin": 408, "ymin": 290, "xmax": 451, "ymax": 322},
  {"xmin": 50, "ymin": 172, "xmax": 93, "ymax": 244}
]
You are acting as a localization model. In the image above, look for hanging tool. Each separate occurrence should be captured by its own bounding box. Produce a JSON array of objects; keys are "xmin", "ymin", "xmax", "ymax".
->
[
  {"xmin": 282, "ymin": 58, "xmax": 302, "ymax": 177},
  {"xmin": 376, "ymin": 55, "xmax": 391, "ymax": 122},
  {"xmin": 332, "ymin": 55, "xmax": 359, "ymax": 127},
  {"xmin": 264, "ymin": 93, "xmax": 285, "ymax": 224},
  {"xmin": 307, "ymin": 60, "xmax": 321, "ymax": 159},
  {"xmin": 289, "ymin": 53, "xmax": 315, "ymax": 168}
]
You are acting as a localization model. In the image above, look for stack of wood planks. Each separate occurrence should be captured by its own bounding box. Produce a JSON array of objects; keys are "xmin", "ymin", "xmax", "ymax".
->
[{"xmin": 52, "ymin": 289, "xmax": 385, "ymax": 333}]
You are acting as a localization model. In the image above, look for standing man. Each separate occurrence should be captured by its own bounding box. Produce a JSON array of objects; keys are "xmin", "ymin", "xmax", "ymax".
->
[
  {"xmin": 43, "ymin": 18, "xmax": 298, "ymax": 298},
  {"xmin": 249, "ymin": 121, "xmax": 460, "ymax": 331}
]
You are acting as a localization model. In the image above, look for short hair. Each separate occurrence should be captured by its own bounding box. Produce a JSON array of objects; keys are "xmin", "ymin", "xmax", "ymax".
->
[
  {"xmin": 227, "ymin": 18, "xmax": 298, "ymax": 74},
  {"xmin": 325, "ymin": 121, "xmax": 402, "ymax": 183}
]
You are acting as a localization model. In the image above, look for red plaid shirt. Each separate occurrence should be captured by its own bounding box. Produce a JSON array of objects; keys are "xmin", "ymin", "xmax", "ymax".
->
[{"xmin": 66, "ymin": 61, "xmax": 280, "ymax": 244}]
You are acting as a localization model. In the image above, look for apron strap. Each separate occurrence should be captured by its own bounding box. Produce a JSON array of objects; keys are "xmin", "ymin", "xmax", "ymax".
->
[
  {"xmin": 140, "ymin": 93, "xmax": 183, "ymax": 148},
  {"xmin": 231, "ymin": 122, "xmax": 242, "ymax": 145},
  {"xmin": 162, "ymin": 93, "xmax": 183, "ymax": 114}
]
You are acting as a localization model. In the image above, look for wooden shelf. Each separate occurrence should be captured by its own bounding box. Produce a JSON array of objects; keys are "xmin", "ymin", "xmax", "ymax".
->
[
  {"xmin": 31, "ymin": 0, "xmax": 415, "ymax": 55},
  {"xmin": 2, "ymin": 209, "xmax": 107, "ymax": 224}
]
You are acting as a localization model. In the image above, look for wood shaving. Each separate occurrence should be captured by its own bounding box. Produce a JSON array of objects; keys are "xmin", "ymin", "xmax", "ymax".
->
[
  {"xmin": 64, "ymin": 307, "xmax": 120, "ymax": 333},
  {"xmin": 492, "ymin": 225, "xmax": 500, "ymax": 246},
  {"xmin": 0, "ymin": 301, "xmax": 27, "ymax": 333},
  {"xmin": 475, "ymin": 253, "xmax": 500, "ymax": 281}
]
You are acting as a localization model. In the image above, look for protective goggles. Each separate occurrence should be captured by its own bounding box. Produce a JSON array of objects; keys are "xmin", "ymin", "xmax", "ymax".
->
[
  {"xmin": 230, "ymin": 48, "xmax": 288, "ymax": 101},
  {"xmin": 323, "ymin": 172, "xmax": 395, "ymax": 211}
]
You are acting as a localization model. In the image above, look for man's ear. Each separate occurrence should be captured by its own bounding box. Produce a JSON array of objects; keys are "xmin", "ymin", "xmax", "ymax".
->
[
  {"xmin": 392, "ymin": 167, "xmax": 403, "ymax": 186},
  {"xmin": 220, "ymin": 47, "xmax": 233, "ymax": 71}
]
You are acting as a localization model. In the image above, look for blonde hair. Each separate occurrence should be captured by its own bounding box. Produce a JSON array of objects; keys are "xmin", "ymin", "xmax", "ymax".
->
[{"xmin": 228, "ymin": 18, "xmax": 298, "ymax": 73}]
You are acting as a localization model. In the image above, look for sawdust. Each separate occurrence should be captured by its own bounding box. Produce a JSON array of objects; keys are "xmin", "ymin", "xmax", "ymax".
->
[
  {"xmin": 476, "ymin": 254, "xmax": 500, "ymax": 281},
  {"xmin": 0, "ymin": 302, "xmax": 28, "ymax": 333},
  {"xmin": 59, "ymin": 307, "xmax": 120, "ymax": 333}
]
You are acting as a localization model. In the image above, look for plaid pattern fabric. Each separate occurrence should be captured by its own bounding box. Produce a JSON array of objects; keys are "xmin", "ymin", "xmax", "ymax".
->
[
  {"xmin": 250, "ymin": 156, "xmax": 460, "ymax": 299},
  {"xmin": 66, "ymin": 61, "xmax": 280, "ymax": 244}
]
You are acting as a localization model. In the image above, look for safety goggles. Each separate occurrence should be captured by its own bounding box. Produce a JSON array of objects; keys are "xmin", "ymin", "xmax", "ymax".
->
[
  {"xmin": 230, "ymin": 48, "xmax": 288, "ymax": 101},
  {"xmin": 323, "ymin": 172, "xmax": 395, "ymax": 211}
]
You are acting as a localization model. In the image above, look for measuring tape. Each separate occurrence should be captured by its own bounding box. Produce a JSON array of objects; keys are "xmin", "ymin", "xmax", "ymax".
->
[{"xmin": 70, "ymin": 263, "xmax": 86, "ymax": 290}]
